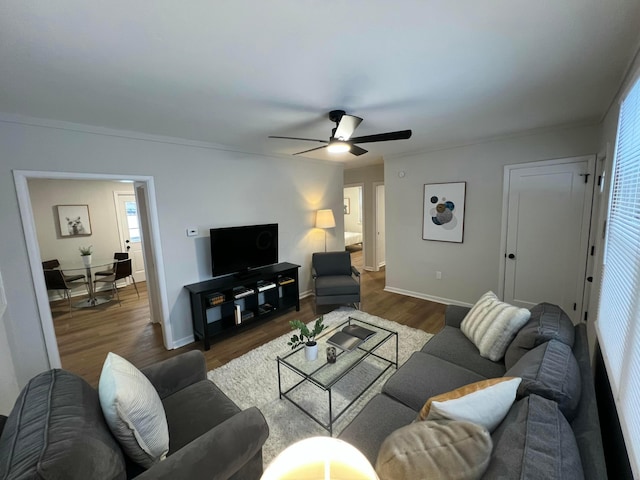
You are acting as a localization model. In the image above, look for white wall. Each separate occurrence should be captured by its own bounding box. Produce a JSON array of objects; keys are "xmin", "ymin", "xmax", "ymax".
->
[
  {"xmin": 384, "ymin": 124, "xmax": 601, "ymax": 306},
  {"xmin": 344, "ymin": 164, "xmax": 384, "ymax": 269},
  {"xmin": 0, "ymin": 117, "xmax": 345, "ymax": 395},
  {"xmin": 0, "ymin": 270, "xmax": 19, "ymax": 415}
]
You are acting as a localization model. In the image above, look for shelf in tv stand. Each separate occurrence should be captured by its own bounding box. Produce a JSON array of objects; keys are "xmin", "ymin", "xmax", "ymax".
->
[{"xmin": 184, "ymin": 262, "xmax": 301, "ymax": 350}]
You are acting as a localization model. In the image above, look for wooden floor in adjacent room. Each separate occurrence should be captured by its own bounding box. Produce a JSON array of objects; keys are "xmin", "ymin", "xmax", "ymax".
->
[{"xmin": 52, "ymin": 250, "xmax": 446, "ymax": 387}]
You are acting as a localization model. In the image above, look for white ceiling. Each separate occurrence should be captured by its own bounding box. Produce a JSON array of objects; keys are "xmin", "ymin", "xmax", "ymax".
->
[{"xmin": 1, "ymin": 1, "xmax": 639, "ymax": 168}]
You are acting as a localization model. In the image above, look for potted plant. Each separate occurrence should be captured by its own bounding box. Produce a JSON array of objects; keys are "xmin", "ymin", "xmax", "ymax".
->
[
  {"xmin": 288, "ymin": 317, "xmax": 326, "ymax": 361},
  {"xmin": 79, "ymin": 245, "xmax": 93, "ymax": 266}
]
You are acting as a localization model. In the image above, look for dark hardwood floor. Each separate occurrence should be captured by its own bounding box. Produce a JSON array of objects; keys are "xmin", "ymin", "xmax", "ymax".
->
[{"xmin": 52, "ymin": 250, "xmax": 445, "ymax": 387}]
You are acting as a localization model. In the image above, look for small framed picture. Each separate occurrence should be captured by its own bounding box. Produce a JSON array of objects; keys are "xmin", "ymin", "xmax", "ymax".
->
[
  {"xmin": 422, "ymin": 182, "xmax": 466, "ymax": 243},
  {"xmin": 56, "ymin": 205, "xmax": 92, "ymax": 237},
  {"xmin": 344, "ymin": 198, "xmax": 351, "ymax": 215}
]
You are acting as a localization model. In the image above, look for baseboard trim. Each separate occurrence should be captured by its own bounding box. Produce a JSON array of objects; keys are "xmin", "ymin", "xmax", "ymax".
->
[
  {"xmin": 173, "ymin": 335, "xmax": 195, "ymax": 349},
  {"xmin": 383, "ymin": 286, "xmax": 474, "ymax": 308},
  {"xmin": 299, "ymin": 289, "xmax": 313, "ymax": 299}
]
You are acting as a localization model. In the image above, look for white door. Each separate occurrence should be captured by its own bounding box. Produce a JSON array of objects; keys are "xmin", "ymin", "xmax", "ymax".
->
[
  {"xmin": 115, "ymin": 193, "xmax": 146, "ymax": 282},
  {"xmin": 376, "ymin": 183, "xmax": 386, "ymax": 269},
  {"xmin": 502, "ymin": 157, "xmax": 594, "ymax": 323}
]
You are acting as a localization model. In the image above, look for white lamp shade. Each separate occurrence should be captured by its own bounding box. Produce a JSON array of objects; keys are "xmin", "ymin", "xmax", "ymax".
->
[
  {"xmin": 261, "ymin": 437, "xmax": 378, "ymax": 480},
  {"xmin": 316, "ymin": 209, "xmax": 336, "ymax": 229}
]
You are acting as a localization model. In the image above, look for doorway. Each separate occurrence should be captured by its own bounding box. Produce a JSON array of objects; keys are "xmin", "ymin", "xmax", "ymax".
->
[
  {"xmin": 344, "ymin": 185, "xmax": 364, "ymax": 269},
  {"xmin": 499, "ymin": 155, "xmax": 595, "ymax": 323},
  {"xmin": 14, "ymin": 170, "xmax": 172, "ymax": 369},
  {"xmin": 375, "ymin": 183, "xmax": 386, "ymax": 270},
  {"xmin": 114, "ymin": 192, "xmax": 146, "ymax": 282}
]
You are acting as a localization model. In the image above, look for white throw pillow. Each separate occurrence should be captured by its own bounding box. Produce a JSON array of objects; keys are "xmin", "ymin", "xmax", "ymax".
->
[
  {"xmin": 98, "ymin": 352, "xmax": 169, "ymax": 468},
  {"xmin": 461, "ymin": 291, "xmax": 531, "ymax": 361},
  {"xmin": 418, "ymin": 377, "xmax": 522, "ymax": 432}
]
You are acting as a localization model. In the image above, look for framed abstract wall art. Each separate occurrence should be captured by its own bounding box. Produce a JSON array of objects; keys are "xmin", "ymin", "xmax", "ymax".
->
[
  {"xmin": 56, "ymin": 204, "xmax": 92, "ymax": 237},
  {"xmin": 422, "ymin": 182, "xmax": 466, "ymax": 243}
]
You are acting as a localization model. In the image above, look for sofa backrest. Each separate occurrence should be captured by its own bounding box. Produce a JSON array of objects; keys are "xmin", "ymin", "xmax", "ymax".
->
[
  {"xmin": 0, "ymin": 369, "xmax": 126, "ymax": 480},
  {"xmin": 570, "ymin": 323, "xmax": 607, "ymax": 480}
]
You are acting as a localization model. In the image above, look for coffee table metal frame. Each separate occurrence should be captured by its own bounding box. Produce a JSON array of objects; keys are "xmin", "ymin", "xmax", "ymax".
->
[{"xmin": 277, "ymin": 315, "xmax": 398, "ymax": 435}]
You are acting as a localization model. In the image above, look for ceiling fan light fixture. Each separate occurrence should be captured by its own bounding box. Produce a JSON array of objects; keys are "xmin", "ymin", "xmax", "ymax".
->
[{"xmin": 327, "ymin": 140, "xmax": 351, "ymax": 153}]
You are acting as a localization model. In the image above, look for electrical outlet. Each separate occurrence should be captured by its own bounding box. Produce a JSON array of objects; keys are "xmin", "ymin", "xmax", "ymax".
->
[
  {"xmin": 186, "ymin": 228, "xmax": 198, "ymax": 237},
  {"xmin": 436, "ymin": 271, "xmax": 442, "ymax": 280}
]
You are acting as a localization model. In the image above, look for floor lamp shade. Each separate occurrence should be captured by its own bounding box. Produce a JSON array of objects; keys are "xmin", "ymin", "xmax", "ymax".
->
[
  {"xmin": 315, "ymin": 209, "xmax": 336, "ymax": 229},
  {"xmin": 316, "ymin": 209, "xmax": 336, "ymax": 251}
]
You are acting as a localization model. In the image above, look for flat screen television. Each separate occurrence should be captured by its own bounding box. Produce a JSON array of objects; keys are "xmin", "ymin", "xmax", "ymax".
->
[{"xmin": 210, "ymin": 223, "xmax": 278, "ymax": 277}]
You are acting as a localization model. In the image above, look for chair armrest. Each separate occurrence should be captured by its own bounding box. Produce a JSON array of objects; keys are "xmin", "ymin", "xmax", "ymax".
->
[
  {"xmin": 141, "ymin": 351, "xmax": 206, "ymax": 400},
  {"xmin": 135, "ymin": 407, "xmax": 269, "ymax": 480},
  {"xmin": 444, "ymin": 305, "xmax": 471, "ymax": 329},
  {"xmin": 351, "ymin": 266, "xmax": 360, "ymax": 277},
  {"xmin": 312, "ymin": 266, "xmax": 318, "ymax": 279}
]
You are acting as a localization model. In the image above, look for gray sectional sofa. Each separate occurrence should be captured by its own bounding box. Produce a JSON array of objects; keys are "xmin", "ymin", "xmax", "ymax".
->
[
  {"xmin": 0, "ymin": 351, "xmax": 268, "ymax": 480},
  {"xmin": 339, "ymin": 303, "xmax": 607, "ymax": 479}
]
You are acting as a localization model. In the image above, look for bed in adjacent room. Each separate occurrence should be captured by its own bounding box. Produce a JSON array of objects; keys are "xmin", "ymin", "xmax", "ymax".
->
[{"xmin": 345, "ymin": 231, "xmax": 363, "ymax": 247}]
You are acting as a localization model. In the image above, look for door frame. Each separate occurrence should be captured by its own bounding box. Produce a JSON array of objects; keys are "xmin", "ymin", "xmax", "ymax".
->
[
  {"xmin": 498, "ymin": 155, "xmax": 596, "ymax": 312},
  {"xmin": 13, "ymin": 170, "xmax": 173, "ymax": 368},
  {"xmin": 374, "ymin": 182, "xmax": 386, "ymax": 270}
]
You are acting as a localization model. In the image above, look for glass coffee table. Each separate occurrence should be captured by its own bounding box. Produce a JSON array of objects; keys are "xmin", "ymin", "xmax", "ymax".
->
[{"xmin": 277, "ymin": 315, "xmax": 398, "ymax": 435}]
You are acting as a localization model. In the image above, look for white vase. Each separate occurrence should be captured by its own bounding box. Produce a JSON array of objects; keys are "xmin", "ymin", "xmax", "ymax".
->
[
  {"xmin": 81, "ymin": 255, "xmax": 92, "ymax": 267},
  {"xmin": 304, "ymin": 342, "xmax": 318, "ymax": 361}
]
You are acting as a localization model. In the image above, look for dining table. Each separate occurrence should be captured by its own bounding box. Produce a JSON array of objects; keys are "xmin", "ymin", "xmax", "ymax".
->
[{"xmin": 56, "ymin": 257, "xmax": 123, "ymax": 308}]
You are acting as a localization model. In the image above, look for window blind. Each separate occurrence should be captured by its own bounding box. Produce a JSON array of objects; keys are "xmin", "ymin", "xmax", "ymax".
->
[{"xmin": 597, "ymin": 73, "xmax": 640, "ymax": 477}]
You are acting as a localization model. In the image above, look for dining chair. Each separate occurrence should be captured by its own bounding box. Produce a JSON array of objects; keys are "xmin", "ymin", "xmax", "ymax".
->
[
  {"xmin": 43, "ymin": 267, "xmax": 89, "ymax": 315},
  {"xmin": 93, "ymin": 258, "xmax": 139, "ymax": 306},
  {"xmin": 42, "ymin": 259, "xmax": 86, "ymax": 283},
  {"xmin": 94, "ymin": 252, "xmax": 129, "ymax": 277}
]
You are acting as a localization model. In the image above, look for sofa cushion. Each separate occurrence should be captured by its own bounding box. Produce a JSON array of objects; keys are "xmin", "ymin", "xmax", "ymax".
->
[
  {"xmin": 375, "ymin": 420, "xmax": 492, "ymax": 480},
  {"xmin": 504, "ymin": 302, "xmax": 575, "ymax": 369},
  {"xmin": 421, "ymin": 326, "xmax": 507, "ymax": 378},
  {"xmin": 0, "ymin": 369, "xmax": 126, "ymax": 480},
  {"xmin": 418, "ymin": 377, "xmax": 521, "ymax": 432},
  {"xmin": 99, "ymin": 352, "xmax": 170, "ymax": 468},
  {"xmin": 338, "ymin": 394, "xmax": 419, "ymax": 465},
  {"xmin": 485, "ymin": 394, "xmax": 584, "ymax": 479},
  {"xmin": 460, "ymin": 291, "xmax": 531, "ymax": 361},
  {"xmin": 162, "ymin": 380, "xmax": 241, "ymax": 453},
  {"xmin": 382, "ymin": 352, "xmax": 486, "ymax": 412},
  {"xmin": 314, "ymin": 275, "xmax": 359, "ymax": 296},
  {"xmin": 505, "ymin": 339, "xmax": 582, "ymax": 420}
]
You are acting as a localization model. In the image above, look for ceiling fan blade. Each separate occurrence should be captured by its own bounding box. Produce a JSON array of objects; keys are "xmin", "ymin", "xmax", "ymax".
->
[
  {"xmin": 293, "ymin": 145, "xmax": 328, "ymax": 156},
  {"xmin": 268, "ymin": 135, "xmax": 328, "ymax": 144},
  {"xmin": 349, "ymin": 129, "xmax": 412, "ymax": 144},
  {"xmin": 349, "ymin": 145, "xmax": 368, "ymax": 156},
  {"xmin": 334, "ymin": 114, "xmax": 363, "ymax": 141}
]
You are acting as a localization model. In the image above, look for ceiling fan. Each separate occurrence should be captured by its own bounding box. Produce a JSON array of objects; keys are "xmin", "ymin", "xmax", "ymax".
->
[{"xmin": 268, "ymin": 110, "xmax": 412, "ymax": 156}]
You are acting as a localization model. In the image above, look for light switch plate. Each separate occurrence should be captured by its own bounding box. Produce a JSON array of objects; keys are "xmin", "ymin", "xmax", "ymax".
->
[{"xmin": 187, "ymin": 228, "xmax": 198, "ymax": 237}]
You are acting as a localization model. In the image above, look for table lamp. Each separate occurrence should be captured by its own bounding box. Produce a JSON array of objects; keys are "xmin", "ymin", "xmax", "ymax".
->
[
  {"xmin": 316, "ymin": 209, "xmax": 336, "ymax": 252},
  {"xmin": 261, "ymin": 437, "xmax": 378, "ymax": 480}
]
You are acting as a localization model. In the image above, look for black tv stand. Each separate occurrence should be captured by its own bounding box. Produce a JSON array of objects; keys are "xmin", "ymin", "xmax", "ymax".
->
[
  {"xmin": 184, "ymin": 262, "xmax": 300, "ymax": 350},
  {"xmin": 234, "ymin": 269, "xmax": 260, "ymax": 280}
]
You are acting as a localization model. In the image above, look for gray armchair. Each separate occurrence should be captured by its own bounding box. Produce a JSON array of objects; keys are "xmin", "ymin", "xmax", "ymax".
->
[
  {"xmin": 312, "ymin": 251, "xmax": 361, "ymax": 312},
  {"xmin": 0, "ymin": 351, "xmax": 269, "ymax": 480}
]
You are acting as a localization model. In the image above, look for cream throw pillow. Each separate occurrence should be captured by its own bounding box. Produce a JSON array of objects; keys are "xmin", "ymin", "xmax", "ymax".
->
[
  {"xmin": 99, "ymin": 352, "xmax": 170, "ymax": 468},
  {"xmin": 376, "ymin": 420, "xmax": 492, "ymax": 480},
  {"xmin": 461, "ymin": 291, "xmax": 531, "ymax": 361},
  {"xmin": 418, "ymin": 377, "xmax": 521, "ymax": 432}
]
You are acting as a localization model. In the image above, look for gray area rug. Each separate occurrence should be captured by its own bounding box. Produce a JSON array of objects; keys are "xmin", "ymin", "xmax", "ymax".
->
[{"xmin": 207, "ymin": 307, "xmax": 432, "ymax": 466}]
